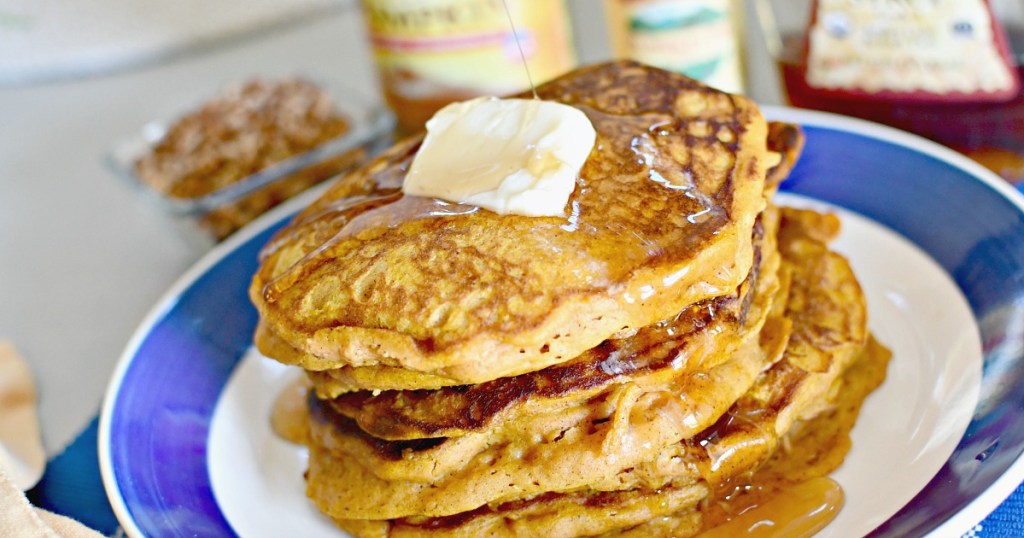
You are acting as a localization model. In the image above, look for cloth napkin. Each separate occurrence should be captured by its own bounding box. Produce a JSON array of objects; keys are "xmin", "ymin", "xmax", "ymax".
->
[
  {"xmin": 0, "ymin": 341, "xmax": 46, "ymax": 491},
  {"xmin": 0, "ymin": 341, "xmax": 102, "ymax": 537},
  {"xmin": 1, "ymin": 466, "xmax": 101, "ymax": 538}
]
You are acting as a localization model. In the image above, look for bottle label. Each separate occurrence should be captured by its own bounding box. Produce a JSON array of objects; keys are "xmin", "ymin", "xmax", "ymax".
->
[
  {"xmin": 806, "ymin": 0, "xmax": 1018, "ymax": 100},
  {"xmin": 361, "ymin": 0, "xmax": 575, "ymax": 99},
  {"xmin": 610, "ymin": 0, "xmax": 743, "ymax": 94}
]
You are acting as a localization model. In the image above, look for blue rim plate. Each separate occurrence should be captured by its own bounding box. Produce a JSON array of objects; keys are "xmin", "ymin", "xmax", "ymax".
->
[{"xmin": 99, "ymin": 107, "xmax": 1024, "ymax": 537}]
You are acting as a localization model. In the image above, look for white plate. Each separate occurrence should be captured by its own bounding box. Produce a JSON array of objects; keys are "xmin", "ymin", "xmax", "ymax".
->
[{"xmin": 207, "ymin": 195, "xmax": 982, "ymax": 538}]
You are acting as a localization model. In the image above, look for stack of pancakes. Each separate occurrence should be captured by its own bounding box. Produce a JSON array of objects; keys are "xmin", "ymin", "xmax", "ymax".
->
[{"xmin": 250, "ymin": 61, "xmax": 889, "ymax": 537}]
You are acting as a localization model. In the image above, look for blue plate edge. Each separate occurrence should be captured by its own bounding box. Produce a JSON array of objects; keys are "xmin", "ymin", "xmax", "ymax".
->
[
  {"xmin": 767, "ymin": 107, "xmax": 1024, "ymax": 538},
  {"xmin": 97, "ymin": 183, "xmax": 333, "ymax": 538}
]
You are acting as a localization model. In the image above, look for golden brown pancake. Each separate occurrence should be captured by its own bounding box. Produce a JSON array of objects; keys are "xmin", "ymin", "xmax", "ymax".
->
[
  {"xmin": 250, "ymin": 61, "xmax": 771, "ymax": 385},
  {"xmin": 318, "ymin": 207, "xmax": 884, "ymax": 537},
  {"xmin": 263, "ymin": 119, "xmax": 804, "ymax": 397},
  {"xmin": 325, "ymin": 334, "xmax": 880, "ymax": 532},
  {"xmin": 334, "ymin": 483, "xmax": 707, "ymax": 538},
  {"xmin": 320, "ymin": 290, "xmax": 757, "ymax": 441},
  {"xmin": 605, "ymin": 207, "xmax": 867, "ymax": 491},
  {"xmin": 305, "ymin": 336, "xmax": 776, "ymax": 519},
  {"xmin": 317, "ymin": 210, "xmax": 776, "ymax": 441},
  {"xmin": 304, "ymin": 284, "xmax": 786, "ymax": 520}
]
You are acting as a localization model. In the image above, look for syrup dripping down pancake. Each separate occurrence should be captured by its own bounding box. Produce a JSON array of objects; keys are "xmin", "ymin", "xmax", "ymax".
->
[{"xmin": 250, "ymin": 61, "xmax": 771, "ymax": 386}]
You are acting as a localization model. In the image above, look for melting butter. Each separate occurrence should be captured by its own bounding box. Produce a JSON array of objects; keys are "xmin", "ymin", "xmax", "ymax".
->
[{"xmin": 404, "ymin": 97, "xmax": 596, "ymax": 217}]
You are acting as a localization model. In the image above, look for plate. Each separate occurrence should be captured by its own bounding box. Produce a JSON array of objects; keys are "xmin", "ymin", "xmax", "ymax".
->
[
  {"xmin": 100, "ymin": 107, "xmax": 1024, "ymax": 537},
  {"xmin": 205, "ymin": 196, "xmax": 981, "ymax": 538}
]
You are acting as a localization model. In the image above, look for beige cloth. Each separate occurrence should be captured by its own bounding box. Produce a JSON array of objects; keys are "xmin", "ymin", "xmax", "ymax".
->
[
  {"xmin": 0, "ymin": 341, "xmax": 103, "ymax": 537},
  {"xmin": 0, "ymin": 341, "xmax": 46, "ymax": 490},
  {"xmin": 0, "ymin": 465, "xmax": 102, "ymax": 538}
]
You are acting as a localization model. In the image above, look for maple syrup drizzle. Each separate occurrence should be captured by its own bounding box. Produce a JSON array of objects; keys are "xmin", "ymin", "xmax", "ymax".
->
[
  {"xmin": 502, "ymin": 0, "xmax": 538, "ymax": 99},
  {"xmin": 697, "ymin": 336, "xmax": 891, "ymax": 536},
  {"xmin": 270, "ymin": 376, "xmax": 311, "ymax": 445},
  {"xmin": 698, "ymin": 477, "xmax": 844, "ymax": 538},
  {"xmin": 259, "ymin": 87, "xmax": 732, "ymax": 312}
]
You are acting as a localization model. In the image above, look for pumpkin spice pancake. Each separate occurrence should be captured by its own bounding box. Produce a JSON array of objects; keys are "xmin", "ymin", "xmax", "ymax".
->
[
  {"xmin": 257, "ymin": 117, "xmax": 805, "ymax": 397},
  {"xmin": 250, "ymin": 61, "xmax": 771, "ymax": 386},
  {"xmin": 317, "ymin": 208, "xmax": 780, "ymax": 442}
]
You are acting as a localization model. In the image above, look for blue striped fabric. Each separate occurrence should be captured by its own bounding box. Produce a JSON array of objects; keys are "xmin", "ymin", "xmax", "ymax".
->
[{"xmin": 970, "ymin": 482, "xmax": 1024, "ymax": 537}]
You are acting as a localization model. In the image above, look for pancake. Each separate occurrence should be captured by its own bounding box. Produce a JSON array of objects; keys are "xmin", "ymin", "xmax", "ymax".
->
[
  {"xmin": 305, "ymin": 332, "xmax": 779, "ymax": 519},
  {"xmin": 250, "ymin": 61, "xmax": 771, "ymax": 385},
  {"xmin": 245, "ymin": 61, "xmax": 888, "ymax": 538},
  {"xmin": 334, "ymin": 484, "xmax": 707, "ymax": 538},
  {"xmin": 267, "ymin": 119, "xmax": 804, "ymax": 397},
  {"xmin": 315, "ymin": 209, "xmax": 777, "ymax": 440},
  {"xmin": 319, "ymin": 290, "xmax": 761, "ymax": 441},
  {"xmin": 317, "ymin": 206, "xmax": 882, "ymax": 537},
  {"xmin": 630, "ymin": 209, "xmax": 868, "ymax": 488},
  {"xmin": 303, "ymin": 264, "xmax": 785, "ymax": 519}
]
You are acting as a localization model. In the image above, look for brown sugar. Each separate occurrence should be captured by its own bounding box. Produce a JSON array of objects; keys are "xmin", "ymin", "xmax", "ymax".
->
[{"xmin": 135, "ymin": 78, "xmax": 360, "ymax": 240}]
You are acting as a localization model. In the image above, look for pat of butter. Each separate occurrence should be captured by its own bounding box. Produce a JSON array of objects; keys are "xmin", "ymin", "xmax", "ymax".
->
[{"xmin": 404, "ymin": 97, "xmax": 596, "ymax": 217}]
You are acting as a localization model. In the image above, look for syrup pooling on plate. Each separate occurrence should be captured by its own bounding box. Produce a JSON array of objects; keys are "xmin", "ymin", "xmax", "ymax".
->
[
  {"xmin": 270, "ymin": 376, "xmax": 312, "ymax": 445},
  {"xmin": 696, "ymin": 336, "xmax": 892, "ymax": 536},
  {"xmin": 697, "ymin": 477, "xmax": 844, "ymax": 538}
]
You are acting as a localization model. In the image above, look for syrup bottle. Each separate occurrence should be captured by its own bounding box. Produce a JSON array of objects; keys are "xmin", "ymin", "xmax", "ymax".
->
[
  {"xmin": 359, "ymin": 0, "xmax": 577, "ymax": 134},
  {"xmin": 604, "ymin": 0, "xmax": 746, "ymax": 94}
]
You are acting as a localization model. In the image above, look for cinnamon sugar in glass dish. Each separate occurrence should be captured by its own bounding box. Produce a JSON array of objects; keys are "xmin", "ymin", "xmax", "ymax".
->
[{"xmin": 108, "ymin": 77, "xmax": 394, "ymax": 249}]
